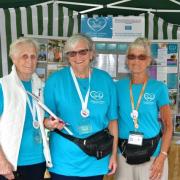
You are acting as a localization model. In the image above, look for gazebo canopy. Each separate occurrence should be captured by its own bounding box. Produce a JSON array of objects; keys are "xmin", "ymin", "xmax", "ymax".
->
[{"xmin": 0, "ymin": 0, "xmax": 180, "ymax": 25}]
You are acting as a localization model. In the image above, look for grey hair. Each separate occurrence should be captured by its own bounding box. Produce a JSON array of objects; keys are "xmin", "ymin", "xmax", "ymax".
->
[
  {"xmin": 64, "ymin": 33, "xmax": 95, "ymax": 53},
  {"xmin": 9, "ymin": 37, "xmax": 39, "ymax": 58},
  {"xmin": 127, "ymin": 37, "xmax": 151, "ymax": 56}
]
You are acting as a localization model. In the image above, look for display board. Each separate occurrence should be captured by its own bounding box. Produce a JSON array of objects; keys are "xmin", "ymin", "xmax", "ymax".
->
[
  {"xmin": 25, "ymin": 35, "xmax": 180, "ymax": 135},
  {"xmin": 93, "ymin": 39, "xmax": 180, "ymax": 135}
]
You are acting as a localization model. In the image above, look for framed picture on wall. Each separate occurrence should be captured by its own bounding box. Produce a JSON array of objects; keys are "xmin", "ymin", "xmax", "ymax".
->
[
  {"xmin": 47, "ymin": 39, "xmax": 65, "ymax": 63},
  {"xmin": 38, "ymin": 43, "xmax": 48, "ymax": 61}
]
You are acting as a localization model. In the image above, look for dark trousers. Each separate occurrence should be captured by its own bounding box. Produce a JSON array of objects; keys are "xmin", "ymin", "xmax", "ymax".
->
[
  {"xmin": 50, "ymin": 173, "xmax": 104, "ymax": 180},
  {"xmin": 0, "ymin": 162, "xmax": 46, "ymax": 180}
]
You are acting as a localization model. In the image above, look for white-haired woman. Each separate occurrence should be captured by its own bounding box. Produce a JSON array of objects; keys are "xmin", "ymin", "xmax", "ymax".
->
[
  {"xmin": 0, "ymin": 37, "xmax": 53, "ymax": 180},
  {"xmin": 43, "ymin": 33, "xmax": 118, "ymax": 180},
  {"xmin": 115, "ymin": 37, "xmax": 173, "ymax": 180}
]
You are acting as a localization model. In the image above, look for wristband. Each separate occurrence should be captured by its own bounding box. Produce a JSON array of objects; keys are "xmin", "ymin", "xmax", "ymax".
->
[{"xmin": 161, "ymin": 151, "xmax": 167, "ymax": 156}]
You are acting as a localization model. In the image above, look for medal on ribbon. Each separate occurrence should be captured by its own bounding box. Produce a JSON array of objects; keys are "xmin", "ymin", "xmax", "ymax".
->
[
  {"xmin": 81, "ymin": 109, "xmax": 90, "ymax": 118},
  {"xmin": 131, "ymin": 110, "xmax": 139, "ymax": 129},
  {"xmin": 70, "ymin": 67, "xmax": 91, "ymax": 118},
  {"xmin": 33, "ymin": 120, "xmax": 40, "ymax": 129},
  {"xmin": 131, "ymin": 110, "xmax": 138, "ymax": 120}
]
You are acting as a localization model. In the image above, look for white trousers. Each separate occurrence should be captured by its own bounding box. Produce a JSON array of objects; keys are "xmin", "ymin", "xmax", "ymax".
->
[{"xmin": 114, "ymin": 155, "xmax": 168, "ymax": 180}]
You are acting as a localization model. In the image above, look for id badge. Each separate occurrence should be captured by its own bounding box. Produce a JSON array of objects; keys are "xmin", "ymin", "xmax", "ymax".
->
[
  {"xmin": 128, "ymin": 131, "xmax": 144, "ymax": 146},
  {"xmin": 33, "ymin": 129, "xmax": 42, "ymax": 144},
  {"xmin": 78, "ymin": 124, "xmax": 92, "ymax": 135},
  {"xmin": 78, "ymin": 119, "xmax": 92, "ymax": 135}
]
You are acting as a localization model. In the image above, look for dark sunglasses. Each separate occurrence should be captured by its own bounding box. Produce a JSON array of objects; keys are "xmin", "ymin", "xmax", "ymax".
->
[
  {"xmin": 66, "ymin": 49, "xmax": 89, "ymax": 58},
  {"xmin": 127, "ymin": 54, "xmax": 148, "ymax": 61}
]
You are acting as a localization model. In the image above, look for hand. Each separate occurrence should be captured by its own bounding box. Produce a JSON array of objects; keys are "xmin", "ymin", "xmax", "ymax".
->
[
  {"xmin": 44, "ymin": 116, "xmax": 65, "ymax": 131},
  {"xmin": 0, "ymin": 159, "xmax": 14, "ymax": 180},
  {"xmin": 107, "ymin": 154, "xmax": 117, "ymax": 175},
  {"xmin": 150, "ymin": 154, "xmax": 166, "ymax": 180}
]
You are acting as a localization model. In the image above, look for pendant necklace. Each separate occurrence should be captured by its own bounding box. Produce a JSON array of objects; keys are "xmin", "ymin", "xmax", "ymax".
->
[{"xmin": 70, "ymin": 67, "xmax": 91, "ymax": 118}]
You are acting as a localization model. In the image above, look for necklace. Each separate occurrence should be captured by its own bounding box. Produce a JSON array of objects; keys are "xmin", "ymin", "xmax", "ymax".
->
[
  {"xmin": 129, "ymin": 79, "xmax": 147, "ymax": 129},
  {"xmin": 70, "ymin": 67, "xmax": 91, "ymax": 118}
]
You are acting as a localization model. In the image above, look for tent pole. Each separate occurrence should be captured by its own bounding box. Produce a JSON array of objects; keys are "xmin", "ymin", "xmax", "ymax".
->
[
  {"xmin": 170, "ymin": 0, "xmax": 180, "ymax": 6},
  {"xmin": 107, "ymin": 5, "xmax": 180, "ymax": 13},
  {"xmin": 107, "ymin": 0, "xmax": 132, "ymax": 6},
  {"xmin": 107, "ymin": 5, "xmax": 156, "ymax": 12},
  {"xmin": 80, "ymin": 6, "xmax": 103, "ymax": 14},
  {"xmin": 56, "ymin": 1, "xmax": 101, "ymax": 7}
]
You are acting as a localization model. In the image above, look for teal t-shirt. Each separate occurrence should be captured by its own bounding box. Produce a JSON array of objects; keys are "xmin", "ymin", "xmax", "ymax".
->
[
  {"xmin": 44, "ymin": 67, "xmax": 118, "ymax": 176},
  {"xmin": 116, "ymin": 77, "xmax": 170, "ymax": 156},
  {"xmin": 0, "ymin": 81, "xmax": 45, "ymax": 165}
]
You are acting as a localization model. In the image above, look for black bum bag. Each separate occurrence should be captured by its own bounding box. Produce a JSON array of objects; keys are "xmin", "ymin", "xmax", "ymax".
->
[
  {"xmin": 54, "ymin": 128, "xmax": 114, "ymax": 160},
  {"xmin": 119, "ymin": 131, "xmax": 162, "ymax": 165}
]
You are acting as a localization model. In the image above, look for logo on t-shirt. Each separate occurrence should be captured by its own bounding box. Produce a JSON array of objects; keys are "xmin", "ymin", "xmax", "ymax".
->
[
  {"xmin": 90, "ymin": 90, "xmax": 104, "ymax": 104},
  {"xmin": 143, "ymin": 93, "xmax": 155, "ymax": 104}
]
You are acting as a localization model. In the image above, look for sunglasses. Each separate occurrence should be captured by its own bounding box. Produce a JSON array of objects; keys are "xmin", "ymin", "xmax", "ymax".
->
[
  {"xmin": 66, "ymin": 49, "xmax": 89, "ymax": 58},
  {"xmin": 127, "ymin": 54, "xmax": 148, "ymax": 61}
]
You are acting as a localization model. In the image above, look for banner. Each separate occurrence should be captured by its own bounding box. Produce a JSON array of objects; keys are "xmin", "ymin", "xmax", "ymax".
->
[
  {"xmin": 81, "ymin": 15, "xmax": 144, "ymax": 40},
  {"xmin": 81, "ymin": 16, "xmax": 112, "ymax": 38}
]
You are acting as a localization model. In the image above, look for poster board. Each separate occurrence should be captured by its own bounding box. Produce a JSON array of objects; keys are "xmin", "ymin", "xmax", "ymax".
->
[{"xmin": 81, "ymin": 16, "xmax": 145, "ymax": 40}]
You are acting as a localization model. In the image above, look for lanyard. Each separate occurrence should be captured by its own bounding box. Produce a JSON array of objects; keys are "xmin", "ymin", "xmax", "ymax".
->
[
  {"xmin": 129, "ymin": 79, "xmax": 147, "ymax": 129},
  {"xmin": 26, "ymin": 94, "xmax": 36, "ymax": 124},
  {"xmin": 22, "ymin": 81, "xmax": 39, "ymax": 129},
  {"xmin": 70, "ymin": 67, "xmax": 91, "ymax": 118}
]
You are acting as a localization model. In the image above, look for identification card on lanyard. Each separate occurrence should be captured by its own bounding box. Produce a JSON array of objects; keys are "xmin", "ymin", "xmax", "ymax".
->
[
  {"xmin": 128, "ymin": 131, "xmax": 144, "ymax": 146},
  {"xmin": 78, "ymin": 120, "xmax": 92, "ymax": 135}
]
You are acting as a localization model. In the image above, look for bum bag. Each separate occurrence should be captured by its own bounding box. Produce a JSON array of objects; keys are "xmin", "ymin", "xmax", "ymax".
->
[
  {"xmin": 118, "ymin": 131, "xmax": 162, "ymax": 165},
  {"xmin": 54, "ymin": 128, "xmax": 114, "ymax": 160}
]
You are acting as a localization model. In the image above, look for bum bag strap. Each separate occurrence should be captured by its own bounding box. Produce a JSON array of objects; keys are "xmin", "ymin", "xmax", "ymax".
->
[
  {"xmin": 54, "ymin": 129, "xmax": 79, "ymax": 142},
  {"xmin": 119, "ymin": 130, "xmax": 162, "ymax": 144}
]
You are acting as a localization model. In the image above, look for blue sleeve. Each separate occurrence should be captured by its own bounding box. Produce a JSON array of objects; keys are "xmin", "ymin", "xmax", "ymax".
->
[
  {"xmin": 0, "ymin": 84, "xmax": 4, "ymax": 115},
  {"xmin": 157, "ymin": 83, "xmax": 170, "ymax": 108},
  {"xmin": 44, "ymin": 75, "xmax": 57, "ymax": 118},
  {"xmin": 107, "ymin": 79, "xmax": 118, "ymax": 121}
]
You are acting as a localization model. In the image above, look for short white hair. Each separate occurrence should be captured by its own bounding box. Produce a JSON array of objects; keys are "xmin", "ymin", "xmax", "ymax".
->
[
  {"xmin": 9, "ymin": 37, "xmax": 39, "ymax": 58},
  {"xmin": 127, "ymin": 37, "xmax": 151, "ymax": 57},
  {"xmin": 64, "ymin": 33, "xmax": 95, "ymax": 53}
]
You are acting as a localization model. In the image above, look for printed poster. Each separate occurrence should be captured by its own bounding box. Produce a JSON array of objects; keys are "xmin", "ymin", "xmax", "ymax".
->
[
  {"xmin": 112, "ymin": 16, "xmax": 145, "ymax": 40},
  {"xmin": 81, "ymin": 16, "xmax": 112, "ymax": 38},
  {"xmin": 81, "ymin": 16, "xmax": 144, "ymax": 40}
]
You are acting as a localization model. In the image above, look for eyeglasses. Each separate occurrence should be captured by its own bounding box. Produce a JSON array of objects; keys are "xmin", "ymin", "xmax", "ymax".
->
[
  {"xmin": 127, "ymin": 54, "xmax": 148, "ymax": 61},
  {"xmin": 66, "ymin": 49, "xmax": 89, "ymax": 58}
]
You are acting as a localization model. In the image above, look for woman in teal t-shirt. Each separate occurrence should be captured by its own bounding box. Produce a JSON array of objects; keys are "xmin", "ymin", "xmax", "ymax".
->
[
  {"xmin": 43, "ymin": 33, "xmax": 118, "ymax": 180},
  {"xmin": 115, "ymin": 38, "xmax": 173, "ymax": 180}
]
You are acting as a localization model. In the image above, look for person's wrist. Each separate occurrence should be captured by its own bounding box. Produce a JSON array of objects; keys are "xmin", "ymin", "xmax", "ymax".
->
[{"xmin": 160, "ymin": 151, "xmax": 167, "ymax": 158}]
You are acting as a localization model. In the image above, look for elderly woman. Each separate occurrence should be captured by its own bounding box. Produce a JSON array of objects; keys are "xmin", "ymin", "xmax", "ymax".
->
[
  {"xmin": 43, "ymin": 33, "xmax": 118, "ymax": 180},
  {"xmin": 0, "ymin": 37, "xmax": 52, "ymax": 180},
  {"xmin": 115, "ymin": 37, "xmax": 173, "ymax": 180}
]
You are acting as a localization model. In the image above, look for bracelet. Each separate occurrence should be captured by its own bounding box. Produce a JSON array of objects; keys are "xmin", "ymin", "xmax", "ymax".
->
[{"xmin": 161, "ymin": 151, "xmax": 167, "ymax": 156}]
